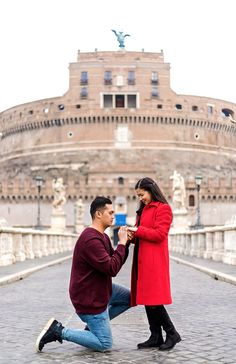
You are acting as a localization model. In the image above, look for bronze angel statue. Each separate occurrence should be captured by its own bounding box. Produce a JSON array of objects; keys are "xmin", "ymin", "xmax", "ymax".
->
[{"xmin": 111, "ymin": 29, "xmax": 130, "ymax": 49}]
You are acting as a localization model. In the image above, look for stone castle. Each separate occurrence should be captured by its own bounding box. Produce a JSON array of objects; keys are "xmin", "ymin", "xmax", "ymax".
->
[{"xmin": 0, "ymin": 49, "xmax": 236, "ymax": 228}]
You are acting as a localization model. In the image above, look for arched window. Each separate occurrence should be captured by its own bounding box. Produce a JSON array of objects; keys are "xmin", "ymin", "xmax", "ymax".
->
[
  {"xmin": 118, "ymin": 177, "xmax": 124, "ymax": 185},
  {"xmin": 221, "ymin": 108, "xmax": 234, "ymax": 118},
  {"xmin": 175, "ymin": 104, "xmax": 182, "ymax": 110},
  {"xmin": 189, "ymin": 195, "xmax": 195, "ymax": 207}
]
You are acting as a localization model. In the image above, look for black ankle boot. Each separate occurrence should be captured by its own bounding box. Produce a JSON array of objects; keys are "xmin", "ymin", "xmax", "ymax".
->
[
  {"xmin": 158, "ymin": 307, "xmax": 181, "ymax": 351},
  {"xmin": 137, "ymin": 332, "xmax": 164, "ymax": 349},
  {"xmin": 159, "ymin": 331, "xmax": 181, "ymax": 350},
  {"xmin": 36, "ymin": 318, "xmax": 64, "ymax": 352},
  {"xmin": 138, "ymin": 306, "xmax": 164, "ymax": 349}
]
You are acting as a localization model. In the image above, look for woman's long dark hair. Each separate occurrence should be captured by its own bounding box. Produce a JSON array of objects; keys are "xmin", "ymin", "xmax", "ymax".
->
[{"xmin": 135, "ymin": 177, "xmax": 169, "ymax": 215}]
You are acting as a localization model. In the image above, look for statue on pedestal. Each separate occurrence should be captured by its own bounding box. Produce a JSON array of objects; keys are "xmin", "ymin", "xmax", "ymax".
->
[
  {"xmin": 111, "ymin": 29, "xmax": 130, "ymax": 49},
  {"xmin": 170, "ymin": 171, "xmax": 188, "ymax": 230},
  {"xmin": 51, "ymin": 178, "xmax": 67, "ymax": 232},
  {"xmin": 170, "ymin": 170, "xmax": 187, "ymax": 211},
  {"xmin": 52, "ymin": 178, "xmax": 66, "ymax": 213}
]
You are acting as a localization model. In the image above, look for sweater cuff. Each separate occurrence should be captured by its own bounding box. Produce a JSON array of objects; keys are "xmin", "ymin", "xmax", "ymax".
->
[{"xmin": 116, "ymin": 244, "xmax": 126, "ymax": 253}]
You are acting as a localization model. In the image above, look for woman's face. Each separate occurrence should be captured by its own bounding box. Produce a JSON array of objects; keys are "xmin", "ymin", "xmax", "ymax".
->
[{"xmin": 136, "ymin": 188, "xmax": 152, "ymax": 205}]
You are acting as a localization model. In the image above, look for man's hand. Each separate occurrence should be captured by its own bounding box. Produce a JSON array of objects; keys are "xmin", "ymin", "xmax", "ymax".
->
[{"xmin": 118, "ymin": 226, "xmax": 128, "ymax": 245}]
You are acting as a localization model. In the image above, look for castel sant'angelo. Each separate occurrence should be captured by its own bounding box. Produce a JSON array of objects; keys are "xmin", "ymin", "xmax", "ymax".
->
[{"xmin": 0, "ymin": 37, "xmax": 236, "ymax": 229}]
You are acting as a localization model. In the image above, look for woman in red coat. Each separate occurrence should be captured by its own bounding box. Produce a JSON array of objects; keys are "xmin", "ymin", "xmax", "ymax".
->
[{"xmin": 127, "ymin": 177, "xmax": 181, "ymax": 351}]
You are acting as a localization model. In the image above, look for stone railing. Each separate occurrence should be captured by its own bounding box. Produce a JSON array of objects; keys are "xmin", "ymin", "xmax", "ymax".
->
[
  {"xmin": 169, "ymin": 224, "xmax": 236, "ymax": 265},
  {"xmin": 0, "ymin": 227, "xmax": 78, "ymax": 266}
]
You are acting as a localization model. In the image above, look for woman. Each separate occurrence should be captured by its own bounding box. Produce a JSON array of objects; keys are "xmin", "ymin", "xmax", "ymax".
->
[{"xmin": 127, "ymin": 177, "xmax": 181, "ymax": 351}]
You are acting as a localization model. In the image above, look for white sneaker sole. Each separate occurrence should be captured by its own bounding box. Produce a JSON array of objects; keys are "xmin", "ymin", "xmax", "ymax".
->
[{"xmin": 35, "ymin": 317, "xmax": 55, "ymax": 352}]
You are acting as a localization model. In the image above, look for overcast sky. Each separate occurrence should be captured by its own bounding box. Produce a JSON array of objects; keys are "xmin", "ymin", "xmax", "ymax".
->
[{"xmin": 0, "ymin": 0, "xmax": 236, "ymax": 112}]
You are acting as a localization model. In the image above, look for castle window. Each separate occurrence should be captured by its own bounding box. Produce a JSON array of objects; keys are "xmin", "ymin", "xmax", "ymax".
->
[
  {"xmin": 221, "ymin": 108, "xmax": 234, "ymax": 118},
  {"xmin": 102, "ymin": 94, "xmax": 137, "ymax": 108},
  {"xmin": 80, "ymin": 71, "xmax": 88, "ymax": 85},
  {"xmin": 127, "ymin": 95, "xmax": 136, "ymax": 108},
  {"xmin": 157, "ymin": 104, "xmax": 163, "ymax": 109},
  {"xmin": 67, "ymin": 131, "xmax": 73, "ymax": 138},
  {"xmin": 115, "ymin": 95, "xmax": 125, "ymax": 108},
  {"xmin": 104, "ymin": 95, "xmax": 113, "ymax": 108},
  {"xmin": 207, "ymin": 104, "xmax": 214, "ymax": 114},
  {"xmin": 151, "ymin": 72, "xmax": 158, "ymax": 85},
  {"xmin": 175, "ymin": 104, "xmax": 182, "ymax": 110},
  {"xmin": 127, "ymin": 71, "xmax": 135, "ymax": 85},
  {"xmin": 80, "ymin": 87, "xmax": 88, "ymax": 99},
  {"xmin": 58, "ymin": 104, "xmax": 65, "ymax": 111},
  {"xmin": 104, "ymin": 71, "xmax": 112, "ymax": 85},
  {"xmin": 189, "ymin": 195, "xmax": 195, "ymax": 207},
  {"xmin": 151, "ymin": 87, "xmax": 159, "ymax": 98},
  {"xmin": 118, "ymin": 177, "xmax": 124, "ymax": 185},
  {"xmin": 192, "ymin": 105, "xmax": 198, "ymax": 111}
]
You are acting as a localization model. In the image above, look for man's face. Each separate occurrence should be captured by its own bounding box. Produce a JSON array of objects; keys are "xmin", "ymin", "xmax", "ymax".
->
[{"xmin": 98, "ymin": 204, "xmax": 115, "ymax": 228}]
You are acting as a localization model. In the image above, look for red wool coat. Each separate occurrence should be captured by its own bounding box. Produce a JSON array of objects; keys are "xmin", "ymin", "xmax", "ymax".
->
[{"xmin": 131, "ymin": 201, "xmax": 173, "ymax": 306}]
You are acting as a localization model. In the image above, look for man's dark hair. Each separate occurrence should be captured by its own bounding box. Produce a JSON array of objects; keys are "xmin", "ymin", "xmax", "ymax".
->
[{"xmin": 90, "ymin": 196, "xmax": 112, "ymax": 219}]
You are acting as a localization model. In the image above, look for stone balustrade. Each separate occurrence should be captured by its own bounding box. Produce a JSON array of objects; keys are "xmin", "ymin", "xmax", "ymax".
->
[
  {"xmin": 2, "ymin": 224, "xmax": 236, "ymax": 267},
  {"xmin": 0, "ymin": 227, "xmax": 78, "ymax": 266},
  {"xmin": 169, "ymin": 224, "xmax": 236, "ymax": 265}
]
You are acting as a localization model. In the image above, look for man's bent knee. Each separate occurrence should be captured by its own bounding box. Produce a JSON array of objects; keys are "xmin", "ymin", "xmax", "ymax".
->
[{"xmin": 100, "ymin": 338, "xmax": 113, "ymax": 351}]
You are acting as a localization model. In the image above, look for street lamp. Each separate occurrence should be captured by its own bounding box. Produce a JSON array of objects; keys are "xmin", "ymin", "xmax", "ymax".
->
[
  {"xmin": 35, "ymin": 176, "xmax": 44, "ymax": 229},
  {"xmin": 194, "ymin": 174, "xmax": 203, "ymax": 229}
]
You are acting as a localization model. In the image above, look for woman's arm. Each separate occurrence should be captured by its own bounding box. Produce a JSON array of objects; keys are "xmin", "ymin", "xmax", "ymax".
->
[{"xmin": 130, "ymin": 204, "xmax": 172, "ymax": 243}]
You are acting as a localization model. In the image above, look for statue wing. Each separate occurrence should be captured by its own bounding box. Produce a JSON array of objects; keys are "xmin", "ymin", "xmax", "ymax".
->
[
  {"xmin": 111, "ymin": 29, "xmax": 118, "ymax": 36},
  {"xmin": 124, "ymin": 34, "xmax": 130, "ymax": 38}
]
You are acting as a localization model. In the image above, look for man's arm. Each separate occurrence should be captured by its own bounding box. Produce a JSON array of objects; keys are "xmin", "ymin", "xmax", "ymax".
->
[{"xmin": 84, "ymin": 227, "xmax": 128, "ymax": 277}]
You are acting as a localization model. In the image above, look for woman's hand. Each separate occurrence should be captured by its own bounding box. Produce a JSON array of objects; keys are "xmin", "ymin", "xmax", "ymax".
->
[
  {"xmin": 127, "ymin": 231, "xmax": 134, "ymax": 240},
  {"xmin": 127, "ymin": 226, "xmax": 138, "ymax": 240},
  {"xmin": 127, "ymin": 227, "xmax": 138, "ymax": 233}
]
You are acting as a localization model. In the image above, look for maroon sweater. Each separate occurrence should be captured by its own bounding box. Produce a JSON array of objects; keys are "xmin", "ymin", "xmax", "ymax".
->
[{"xmin": 69, "ymin": 227, "xmax": 127, "ymax": 314}]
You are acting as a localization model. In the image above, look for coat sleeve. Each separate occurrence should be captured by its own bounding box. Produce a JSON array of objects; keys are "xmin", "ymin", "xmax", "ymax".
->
[
  {"xmin": 83, "ymin": 238, "xmax": 126, "ymax": 277},
  {"xmin": 135, "ymin": 204, "xmax": 172, "ymax": 243}
]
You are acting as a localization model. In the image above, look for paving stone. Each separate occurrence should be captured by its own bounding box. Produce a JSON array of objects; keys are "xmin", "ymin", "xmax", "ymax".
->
[{"xmin": 0, "ymin": 247, "xmax": 235, "ymax": 364}]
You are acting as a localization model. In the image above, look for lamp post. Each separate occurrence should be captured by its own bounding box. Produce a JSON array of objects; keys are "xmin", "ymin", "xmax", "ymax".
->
[
  {"xmin": 195, "ymin": 174, "xmax": 203, "ymax": 229},
  {"xmin": 35, "ymin": 176, "xmax": 44, "ymax": 229}
]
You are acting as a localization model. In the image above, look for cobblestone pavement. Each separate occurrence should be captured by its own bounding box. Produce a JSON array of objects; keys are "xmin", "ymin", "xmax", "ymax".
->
[{"xmin": 0, "ymin": 247, "xmax": 236, "ymax": 364}]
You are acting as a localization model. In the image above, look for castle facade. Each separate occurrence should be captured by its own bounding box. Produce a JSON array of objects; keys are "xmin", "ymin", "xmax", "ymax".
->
[{"xmin": 0, "ymin": 50, "xmax": 236, "ymax": 228}]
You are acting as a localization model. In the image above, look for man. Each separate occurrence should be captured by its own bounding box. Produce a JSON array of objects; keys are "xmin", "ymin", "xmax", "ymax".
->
[{"xmin": 36, "ymin": 196, "xmax": 130, "ymax": 352}]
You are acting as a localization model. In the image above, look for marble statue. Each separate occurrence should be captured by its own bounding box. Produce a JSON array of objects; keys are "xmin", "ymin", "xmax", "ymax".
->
[
  {"xmin": 170, "ymin": 170, "xmax": 186, "ymax": 210},
  {"xmin": 52, "ymin": 178, "xmax": 66, "ymax": 212},
  {"xmin": 75, "ymin": 198, "xmax": 85, "ymax": 234}
]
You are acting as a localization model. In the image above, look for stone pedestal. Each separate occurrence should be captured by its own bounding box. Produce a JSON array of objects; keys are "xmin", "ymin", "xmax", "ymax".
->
[
  {"xmin": 172, "ymin": 208, "xmax": 188, "ymax": 230},
  {"xmin": 74, "ymin": 199, "xmax": 85, "ymax": 235},
  {"xmin": 50, "ymin": 211, "xmax": 66, "ymax": 233},
  {"xmin": 222, "ymin": 228, "xmax": 236, "ymax": 264},
  {"xmin": 0, "ymin": 233, "xmax": 15, "ymax": 266}
]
